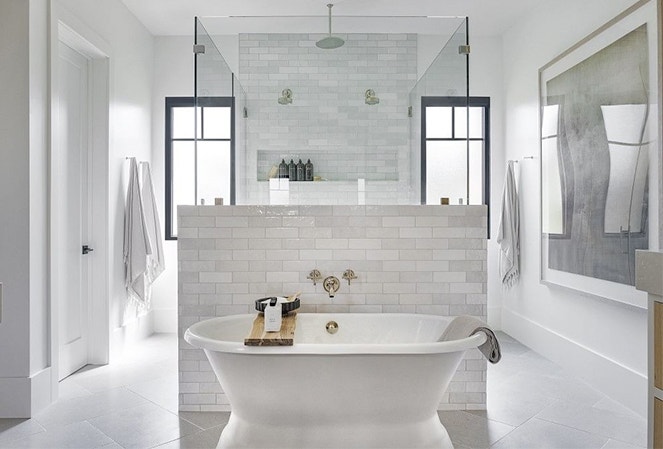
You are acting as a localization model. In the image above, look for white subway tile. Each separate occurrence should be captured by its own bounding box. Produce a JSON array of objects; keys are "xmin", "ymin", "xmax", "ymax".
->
[
  {"xmin": 179, "ymin": 203, "xmax": 487, "ymax": 411},
  {"xmin": 399, "ymin": 293, "xmax": 433, "ymax": 305},
  {"xmin": 382, "ymin": 216, "xmax": 415, "ymax": 227},
  {"xmin": 315, "ymin": 239, "xmax": 348, "ymax": 249},
  {"xmin": 365, "ymin": 249, "xmax": 399, "ymax": 261},
  {"xmin": 265, "ymin": 249, "xmax": 299, "ymax": 261}
]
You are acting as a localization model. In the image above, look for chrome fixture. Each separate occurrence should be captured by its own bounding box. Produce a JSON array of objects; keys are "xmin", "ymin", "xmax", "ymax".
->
[
  {"xmin": 307, "ymin": 269, "xmax": 322, "ymax": 286},
  {"xmin": 364, "ymin": 89, "xmax": 379, "ymax": 105},
  {"xmin": 316, "ymin": 4, "xmax": 344, "ymax": 49},
  {"xmin": 458, "ymin": 44, "xmax": 471, "ymax": 55},
  {"xmin": 278, "ymin": 88, "xmax": 293, "ymax": 105},
  {"xmin": 342, "ymin": 269, "xmax": 357, "ymax": 285},
  {"xmin": 326, "ymin": 321, "xmax": 339, "ymax": 335},
  {"xmin": 323, "ymin": 276, "xmax": 340, "ymax": 298}
]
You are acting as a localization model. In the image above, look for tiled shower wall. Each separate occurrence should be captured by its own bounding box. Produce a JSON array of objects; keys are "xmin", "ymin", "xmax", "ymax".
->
[
  {"xmin": 236, "ymin": 33, "xmax": 418, "ymax": 204},
  {"xmin": 178, "ymin": 205, "xmax": 488, "ymax": 411}
]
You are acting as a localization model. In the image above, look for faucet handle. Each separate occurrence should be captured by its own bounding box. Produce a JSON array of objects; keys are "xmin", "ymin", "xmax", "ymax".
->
[
  {"xmin": 307, "ymin": 269, "xmax": 322, "ymax": 285},
  {"xmin": 342, "ymin": 269, "xmax": 357, "ymax": 285}
]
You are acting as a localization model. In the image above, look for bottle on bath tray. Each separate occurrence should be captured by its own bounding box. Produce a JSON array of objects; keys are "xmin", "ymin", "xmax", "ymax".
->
[{"xmin": 264, "ymin": 299, "xmax": 282, "ymax": 332}]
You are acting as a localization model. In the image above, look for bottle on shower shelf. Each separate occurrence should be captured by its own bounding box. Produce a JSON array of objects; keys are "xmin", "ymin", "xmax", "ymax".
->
[
  {"xmin": 296, "ymin": 159, "xmax": 305, "ymax": 181},
  {"xmin": 279, "ymin": 159, "xmax": 288, "ymax": 178},
  {"xmin": 305, "ymin": 159, "xmax": 313, "ymax": 181},
  {"xmin": 288, "ymin": 159, "xmax": 297, "ymax": 181}
]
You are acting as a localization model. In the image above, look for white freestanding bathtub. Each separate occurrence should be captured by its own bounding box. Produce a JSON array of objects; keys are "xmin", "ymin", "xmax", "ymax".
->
[{"xmin": 184, "ymin": 313, "xmax": 486, "ymax": 449}]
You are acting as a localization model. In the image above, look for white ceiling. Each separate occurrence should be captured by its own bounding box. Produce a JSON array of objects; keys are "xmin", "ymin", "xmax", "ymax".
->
[{"xmin": 120, "ymin": 0, "xmax": 547, "ymax": 37}]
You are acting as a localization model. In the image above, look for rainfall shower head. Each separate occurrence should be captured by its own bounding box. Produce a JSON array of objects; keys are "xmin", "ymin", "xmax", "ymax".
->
[
  {"xmin": 316, "ymin": 4, "xmax": 344, "ymax": 49},
  {"xmin": 316, "ymin": 35, "xmax": 345, "ymax": 50}
]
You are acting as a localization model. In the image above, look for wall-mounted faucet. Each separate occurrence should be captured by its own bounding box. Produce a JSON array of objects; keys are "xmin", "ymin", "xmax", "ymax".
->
[
  {"xmin": 323, "ymin": 276, "xmax": 340, "ymax": 298},
  {"xmin": 307, "ymin": 269, "xmax": 322, "ymax": 285},
  {"xmin": 342, "ymin": 269, "xmax": 357, "ymax": 285}
]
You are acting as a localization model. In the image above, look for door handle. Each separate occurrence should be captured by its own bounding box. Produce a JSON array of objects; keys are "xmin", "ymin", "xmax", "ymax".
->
[{"xmin": 82, "ymin": 245, "xmax": 94, "ymax": 255}]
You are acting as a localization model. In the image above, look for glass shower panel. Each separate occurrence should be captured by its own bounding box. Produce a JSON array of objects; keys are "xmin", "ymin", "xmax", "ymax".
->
[
  {"xmin": 195, "ymin": 18, "xmax": 233, "ymax": 98},
  {"xmin": 454, "ymin": 107, "xmax": 483, "ymax": 139},
  {"xmin": 203, "ymin": 107, "xmax": 231, "ymax": 139},
  {"xmin": 409, "ymin": 19, "xmax": 469, "ymax": 205},
  {"xmin": 194, "ymin": 15, "xmax": 469, "ymax": 205},
  {"xmin": 194, "ymin": 17, "xmax": 235, "ymax": 206},
  {"xmin": 233, "ymin": 76, "xmax": 249, "ymax": 204}
]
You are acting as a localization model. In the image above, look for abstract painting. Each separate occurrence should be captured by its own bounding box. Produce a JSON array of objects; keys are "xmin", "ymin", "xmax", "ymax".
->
[{"xmin": 539, "ymin": 1, "xmax": 657, "ymax": 307}]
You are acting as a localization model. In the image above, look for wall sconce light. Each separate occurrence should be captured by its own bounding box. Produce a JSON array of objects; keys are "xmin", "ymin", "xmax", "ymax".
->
[
  {"xmin": 365, "ymin": 89, "xmax": 379, "ymax": 105},
  {"xmin": 278, "ymin": 88, "xmax": 293, "ymax": 105}
]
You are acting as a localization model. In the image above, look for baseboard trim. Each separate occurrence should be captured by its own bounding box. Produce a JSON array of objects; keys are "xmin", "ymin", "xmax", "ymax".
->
[
  {"xmin": 153, "ymin": 308, "xmax": 177, "ymax": 333},
  {"xmin": 487, "ymin": 306, "xmax": 502, "ymax": 330},
  {"xmin": 110, "ymin": 309, "xmax": 155, "ymax": 362},
  {"xmin": 0, "ymin": 367, "xmax": 52, "ymax": 418},
  {"xmin": 502, "ymin": 307, "xmax": 647, "ymax": 417}
]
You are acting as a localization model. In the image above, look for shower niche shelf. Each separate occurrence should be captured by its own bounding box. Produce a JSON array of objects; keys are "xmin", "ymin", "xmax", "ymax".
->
[{"xmin": 256, "ymin": 149, "xmax": 399, "ymax": 182}]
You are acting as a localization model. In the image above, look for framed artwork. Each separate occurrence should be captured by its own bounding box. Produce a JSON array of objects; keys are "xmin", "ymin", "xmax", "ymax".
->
[{"xmin": 539, "ymin": 0, "xmax": 658, "ymax": 308}]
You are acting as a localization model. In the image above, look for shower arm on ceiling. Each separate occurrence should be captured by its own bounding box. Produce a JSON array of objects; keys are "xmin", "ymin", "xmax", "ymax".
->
[{"xmin": 327, "ymin": 3, "xmax": 333, "ymax": 36}]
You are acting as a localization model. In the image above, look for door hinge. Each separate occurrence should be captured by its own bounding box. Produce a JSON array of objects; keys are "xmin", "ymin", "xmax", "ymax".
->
[
  {"xmin": 82, "ymin": 245, "xmax": 94, "ymax": 255},
  {"xmin": 193, "ymin": 44, "xmax": 205, "ymax": 54}
]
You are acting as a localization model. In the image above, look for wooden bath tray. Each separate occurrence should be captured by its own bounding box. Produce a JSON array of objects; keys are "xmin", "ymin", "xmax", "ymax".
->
[{"xmin": 244, "ymin": 313, "xmax": 297, "ymax": 346}]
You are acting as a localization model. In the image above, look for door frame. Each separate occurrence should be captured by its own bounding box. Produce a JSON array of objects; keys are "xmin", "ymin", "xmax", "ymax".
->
[{"xmin": 49, "ymin": 4, "xmax": 110, "ymax": 397}]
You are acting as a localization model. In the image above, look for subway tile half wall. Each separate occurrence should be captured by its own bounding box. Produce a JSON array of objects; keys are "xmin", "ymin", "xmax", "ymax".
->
[{"xmin": 178, "ymin": 205, "xmax": 488, "ymax": 411}]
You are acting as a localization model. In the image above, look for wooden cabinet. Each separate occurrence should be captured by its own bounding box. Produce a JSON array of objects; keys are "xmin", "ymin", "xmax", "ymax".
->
[
  {"xmin": 635, "ymin": 251, "xmax": 663, "ymax": 449},
  {"xmin": 657, "ymin": 303, "xmax": 663, "ymax": 391},
  {"xmin": 656, "ymin": 398, "xmax": 663, "ymax": 449}
]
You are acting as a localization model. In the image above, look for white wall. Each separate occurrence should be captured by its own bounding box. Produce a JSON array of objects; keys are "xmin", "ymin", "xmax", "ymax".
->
[
  {"xmin": 0, "ymin": 0, "xmax": 155, "ymax": 417},
  {"xmin": 0, "ymin": 0, "xmax": 51, "ymax": 418},
  {"xmin": 150, "ymin": 36, "xmax": 194, "ymax": 332},
  {"xmin": 500, "ymin": 0, "xmax": 649, "ymax": 416},
  {"xmin": 55, "ymin": 0, "xmax": 156, "ymax": 357}
]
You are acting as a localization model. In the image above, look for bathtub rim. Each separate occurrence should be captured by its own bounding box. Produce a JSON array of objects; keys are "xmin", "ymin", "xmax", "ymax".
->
[{"xmin": 184, "ymin": 313, "xmax": 487, "ymax": 355}]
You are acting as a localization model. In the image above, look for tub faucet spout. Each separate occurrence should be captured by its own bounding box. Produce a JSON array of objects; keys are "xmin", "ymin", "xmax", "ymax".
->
[{"xmin": 323, "ymin": 276, "xmax": 340, "ymax": 299}]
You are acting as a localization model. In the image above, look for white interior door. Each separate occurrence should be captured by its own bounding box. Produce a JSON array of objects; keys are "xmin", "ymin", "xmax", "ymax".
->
[{"xmin": 57, "ymin": 41, "xmax": 91, "ymax": 380}]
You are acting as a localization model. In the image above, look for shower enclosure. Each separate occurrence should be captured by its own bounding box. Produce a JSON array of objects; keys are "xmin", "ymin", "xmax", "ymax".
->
[{"xmin": 170, "ymin": 14, "xmax": 482, "ymax": 210}]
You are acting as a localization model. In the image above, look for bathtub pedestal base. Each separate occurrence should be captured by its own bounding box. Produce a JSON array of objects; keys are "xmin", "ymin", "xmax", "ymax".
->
[{"xmin": 216, "ymin": 413, "xmax": 454, "ymax": 449}]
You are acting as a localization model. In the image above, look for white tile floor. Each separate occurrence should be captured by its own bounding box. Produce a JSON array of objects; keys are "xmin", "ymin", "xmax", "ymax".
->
[{"xmin": 0, "ymin": 332, "xmax": 647, "ymax": 448}]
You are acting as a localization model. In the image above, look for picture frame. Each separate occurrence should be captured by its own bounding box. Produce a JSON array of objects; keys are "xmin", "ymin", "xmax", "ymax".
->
[{"xmin": 538, "ymin": 0, "xmax": 658, "ymax": 309}]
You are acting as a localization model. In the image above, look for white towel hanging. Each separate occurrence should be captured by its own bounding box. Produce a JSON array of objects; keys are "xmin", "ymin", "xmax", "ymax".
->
[
  {"xmin": 497, "ymin": 160, "xmax": 520, "ymax": 288},
  {"xmin": 140, "ymin": 161, "xmax": 165, "ymax": 282},
  {"xmin": 123, "ymin": 157, "xmax": 153, "ymax": 304}
]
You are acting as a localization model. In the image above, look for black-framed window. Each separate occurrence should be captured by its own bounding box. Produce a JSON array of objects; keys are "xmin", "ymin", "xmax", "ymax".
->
[
  {"xmin": 165, "ymin": 96, "xmax": 235, "ymax": 240},
  {"xmin": 421, "ymin": 96, "xmax": 490, "ymax": 212}
]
